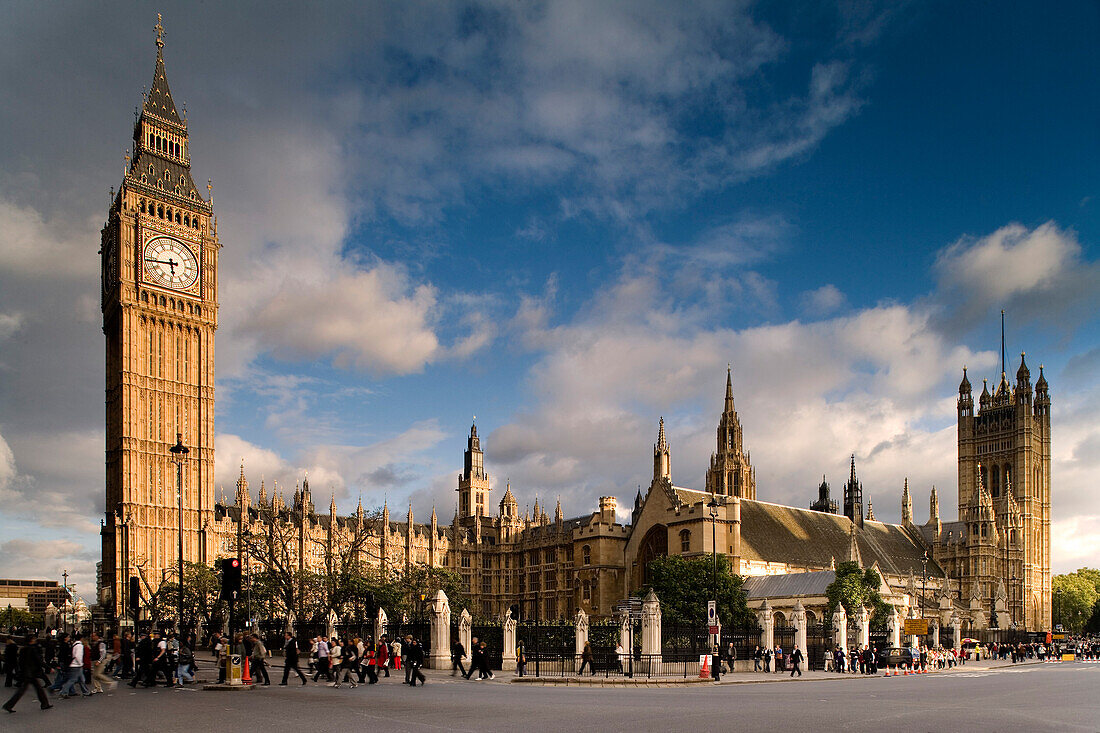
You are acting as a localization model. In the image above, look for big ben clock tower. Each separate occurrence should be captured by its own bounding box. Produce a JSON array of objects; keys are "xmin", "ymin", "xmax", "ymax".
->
[{"xmin": 99, "ymin": 17, "xmax": 219, "ymax": 623}]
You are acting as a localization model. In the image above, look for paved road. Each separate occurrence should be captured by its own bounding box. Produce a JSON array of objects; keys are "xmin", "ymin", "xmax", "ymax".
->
[{"xmin": 6, "ymin": 662, "xmax": 1099, "ymax": 732}]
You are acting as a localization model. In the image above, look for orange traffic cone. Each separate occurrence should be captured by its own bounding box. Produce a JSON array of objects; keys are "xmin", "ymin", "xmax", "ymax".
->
[
  {"xmin": 242, "ymin": 656, "xmax": 252, "ymax": 684},
  {"xmin": 883, "ymin": 666, "xmax": 890, "ymax": 677}
]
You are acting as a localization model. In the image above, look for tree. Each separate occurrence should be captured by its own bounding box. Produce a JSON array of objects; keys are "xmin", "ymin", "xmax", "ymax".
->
[
  {"xmin": 1053, "ymin": 569, "xmax": 1099, "ymax": 632},
  {"xmin": 395, "ymin": 565, "xmax": 468, "ymax": 619},
  {"xmin": 638, "ymin": 555, "xmax": 753, "ymax": 627},
  {"xmin": 825, "ymin": 562, "xmax": 894, "ymax": 632},
  {"xmin": 0, "ymin": 606, "xmax": 39, "ymax": 629},
  {"xmin": 156, "ymin": 561, "xmax": 224, "ymax": 629}
]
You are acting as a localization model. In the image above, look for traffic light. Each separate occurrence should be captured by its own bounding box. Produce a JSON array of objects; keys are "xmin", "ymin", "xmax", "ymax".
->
[
  {"xmin": 221, "ymin": 558, "xmax": 242, "ymax": 600},
  {"xmin": 128, "ymin": 576, "xmax": 141, "ymax": 617}
]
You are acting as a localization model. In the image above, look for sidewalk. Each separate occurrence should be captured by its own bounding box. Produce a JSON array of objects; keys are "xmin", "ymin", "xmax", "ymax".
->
[{"xmin": 190, "ymin": 652, "xmax": 1043, "ymax": 688}]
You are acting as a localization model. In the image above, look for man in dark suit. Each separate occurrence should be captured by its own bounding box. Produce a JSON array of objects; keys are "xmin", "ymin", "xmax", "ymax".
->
[
  {"xmin": 280, "ymin": 632, "xmax": 306, "ymax": 685},
  {"xmin": 788, "ymin": 645, "xmax": 804, "ymax": 677},
  {"xmin": 406, "ymin": 638, "xmax": 426, "ymax": 686},
  {"xmin": 3, "ymin": 635, "xmax": 52, "ymax": 712}
]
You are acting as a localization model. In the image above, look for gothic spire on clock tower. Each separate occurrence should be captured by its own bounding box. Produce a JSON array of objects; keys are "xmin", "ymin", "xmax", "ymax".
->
[{"xmin": 99, "ymin": 16, "xmax": 220, "ymax": 623}]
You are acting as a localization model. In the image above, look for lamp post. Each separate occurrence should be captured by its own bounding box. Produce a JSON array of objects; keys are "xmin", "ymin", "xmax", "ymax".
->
[
  {"xmin": 921, "ymin": 551, "xmax": 928, "ymax": 622},
  {"xmin": 169, "ymin": 432, "xmax": 189, "ymax": 634},
  {"xmin": 61, "ymin": 570, "xmax": 70, "ymax": 632},
  {"xmin": 1055, "ymin": 588, "xmax": 1062, "ymax": 630},
  {"xmin": 1010, "ymin": 575, "xmax": 1017, "ymax": 630},
  {"xmin": 707, "ymin": 496, "xmax": 719, "ymax": 679}
]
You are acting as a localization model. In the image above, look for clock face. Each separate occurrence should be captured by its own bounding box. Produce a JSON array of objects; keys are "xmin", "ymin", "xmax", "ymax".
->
[
  {"xmin": 103, "ymin": 243, "xmax": 117, "ymax": 295},
  {"xmin": 143, "ymin": 235, "xmax": 199, "ymax": 291}
]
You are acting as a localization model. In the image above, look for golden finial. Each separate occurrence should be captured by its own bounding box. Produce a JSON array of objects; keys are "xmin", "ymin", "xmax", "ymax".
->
[{"xmin": 154, "ymin": 13, "xmax": 165, "ymax": 49}]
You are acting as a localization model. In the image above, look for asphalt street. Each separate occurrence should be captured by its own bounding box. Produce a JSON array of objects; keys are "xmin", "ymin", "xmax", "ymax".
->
[{"xmin": 5, "ymin": 662, "xmax": 1098, "ymax": 732}]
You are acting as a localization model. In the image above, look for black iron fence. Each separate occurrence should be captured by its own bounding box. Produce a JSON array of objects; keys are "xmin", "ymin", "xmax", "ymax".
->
[
  {"xmin": 523, "ymin": 651, "xmax": 707, "ymax": 679},
  {"xmin": 720, "ymin": 624, "xmax": 762, "ymax": 663},
  {"xmin": 807, "ymin": 623, "xmax": 831, "ymax": 671},
  {"xmin": 663, "ymin": 624, "xmax": 712, "ymax": 656},
  {"xmin": 470, "ymin": 623, "xmax": 504, "ymax": 669},
  {"xmin": 384, "ymin": 619, "xmax": 432, "ymax": 656}
]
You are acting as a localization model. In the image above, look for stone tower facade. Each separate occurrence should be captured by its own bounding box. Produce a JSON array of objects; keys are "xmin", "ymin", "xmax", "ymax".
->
[
  {"xmin": 952, "ymin": 354, "xmax": 1051, "ymax": 630},
  {"xmin": 842, "ymin": 456, "xmax": 864, "ymax": 528},
  {"xmin": 704, "ymin": 368, "xmax": 756, "ymax": 498},
  {"xmin": 458, "ymin": 422, "xmax": 491, "ymax": 520},
  {"xmin": 99, "ymin": 18, "xmax": 219, "ymax": 620}
]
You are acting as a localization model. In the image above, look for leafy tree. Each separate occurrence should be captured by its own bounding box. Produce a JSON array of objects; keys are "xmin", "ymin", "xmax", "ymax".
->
[
  {"xmin": 1053, "ymin": 569, "xmax": 1099, "ymax": 632},
  {"xmin": 638, "ymin": 554, "xmax": 753, "ymax": 627},
  {"xmin": 1084, "ymin": 601, "xmax": 1100, "ymax": 635},
  {"xmin": 395, "ymin": 565, "xmax": 468, "ymax": 619},
  {"xmin": 0, "ymin": 606, "xmax": 39, "ymax": 629},
  {"xmin": 825, "ymin": 562, "xmax": 894, "ymax": 632},
  {"xmin": 156, "ymin": 561, "xmax": 224, "ymax": 628}
]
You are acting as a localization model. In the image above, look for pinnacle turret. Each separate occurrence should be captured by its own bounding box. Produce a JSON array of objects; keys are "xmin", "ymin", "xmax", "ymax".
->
[{"xmin": 901, "ymin": 478, "xmax": 912, "ymax": 525}]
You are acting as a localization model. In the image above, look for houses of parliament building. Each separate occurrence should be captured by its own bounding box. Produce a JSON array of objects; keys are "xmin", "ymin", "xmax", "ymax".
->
[{"xmin": 98, "ymin": 24, "xmax": 1052, "ymax": 632}]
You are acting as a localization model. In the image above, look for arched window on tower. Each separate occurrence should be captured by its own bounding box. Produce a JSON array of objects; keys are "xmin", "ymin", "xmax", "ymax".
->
[
  {"xmin": 990, "ymin": 465, "xmax": 1000, "ymax": 498},
  {"xmin": 582, "ymin": 545, "xmax": 591, "ymax": 566},
  {"xmin": 679, "ymin": 529, "xmax": 690, "ymax": 552}
]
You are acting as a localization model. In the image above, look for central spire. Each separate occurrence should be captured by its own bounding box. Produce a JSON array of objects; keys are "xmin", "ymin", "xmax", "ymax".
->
[{"xmin": 724, "ymin": 365, "xmax": 735, "ymax": 414}]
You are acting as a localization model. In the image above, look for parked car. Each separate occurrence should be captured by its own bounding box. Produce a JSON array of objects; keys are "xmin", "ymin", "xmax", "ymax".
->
[{"xmin": 876, "ymin": 646, "xmax": 916, "ymax": 669}]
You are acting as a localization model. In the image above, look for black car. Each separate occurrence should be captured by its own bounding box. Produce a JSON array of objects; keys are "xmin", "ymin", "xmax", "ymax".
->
[{"xmin": 876, "ymin": 646, "xmax": 916, "ymax": 669}]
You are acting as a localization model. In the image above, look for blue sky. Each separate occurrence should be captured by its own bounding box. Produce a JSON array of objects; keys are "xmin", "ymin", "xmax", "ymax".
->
[{"xmin": 0, "ymin": 1, "xmax": 1097, "ymax": 595}]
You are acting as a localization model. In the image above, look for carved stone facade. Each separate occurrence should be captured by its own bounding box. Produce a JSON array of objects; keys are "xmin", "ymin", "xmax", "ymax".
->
[{"xmin": 917, "ymin": 355, "xmax": 1052, "ymax": 630}]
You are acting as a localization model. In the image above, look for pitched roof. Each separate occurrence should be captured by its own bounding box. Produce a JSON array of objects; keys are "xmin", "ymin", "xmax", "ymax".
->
[
  {"xmin": 743, "ymin": 571, "xmax": 835, "ymax": 600},
  {"xmin": 738, "ymin": 499, "xmax": 944, "ymax": 579},
  {"xmin": 145, "ymin": 48, "xmax": 182, "ymax": 125}
]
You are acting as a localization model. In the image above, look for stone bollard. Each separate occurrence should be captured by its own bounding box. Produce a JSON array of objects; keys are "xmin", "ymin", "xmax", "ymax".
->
[
  {"xmin": 502, "ymin": 616, "xmax": 517, "ymax": 671},
  {"xmin": 641, "ymin": 589, "xmax": 662, "ymax": 674},
  {"xmin": 427, "ymin": 589, "xmax": 451, "ymax": 670},
  {"xmin": 458, "ymin": 608, "xmax": 473, "ymax": 667}
]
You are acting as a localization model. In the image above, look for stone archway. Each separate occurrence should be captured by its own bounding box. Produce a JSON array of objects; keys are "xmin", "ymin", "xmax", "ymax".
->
[{"xmin": 636, "ymin": 524, "xmax": 668, "ymax": 588}]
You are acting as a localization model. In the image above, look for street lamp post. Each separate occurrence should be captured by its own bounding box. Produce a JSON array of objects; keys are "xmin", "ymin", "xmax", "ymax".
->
[
  {"xmin": 707, "ymin": 496, "xmax": 719, "ymax": 679},
  {"xmin": 921, "ymin": 551, "xmax": 928, "ymax": 622},
  {"xmin": 61, "ymin": 570, "xmax": 69, "ymax": 632},
  {"xmin": 1055, "ymin": 588, "xmax": 1062, "ymax": 630},
  {"xmin": 169, "ymin": 432, "xmax": 189, "ymax": 635},
  {"xmin": 1010, "ymin": 575, "xmax": 1017, "ymax": 630}
]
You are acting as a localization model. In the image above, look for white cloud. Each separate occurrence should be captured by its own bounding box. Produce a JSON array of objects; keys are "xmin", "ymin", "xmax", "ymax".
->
[
  {"xmin": 0, "ymin": 538, "xmax": 99, "ymax": 600},
  {"xmin": 244, "ymin": 267, "xmax": 440, "ymax": 376},
  {"xmin": 801, "ymin": 284, "xmax": 846, "ymax": 317},
  {"xmin": 933, "ymin": 221, "xmax": 1100, "ymax": 334}
]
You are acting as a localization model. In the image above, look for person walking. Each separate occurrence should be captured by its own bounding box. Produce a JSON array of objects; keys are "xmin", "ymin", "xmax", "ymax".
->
[
  {"xmin": 312, "ymin": 636, "xmax": 331, "ymax": 682},
  {"xmin": 615, "ymin": 642, "xmax": 625, "ymax": 674},
  {"xmin": 249, "ymin": 634, "xmax": 270, "ymax": 686},
  {"xmin": 789, "ymin": 645, "xmax": 804, "ymax": 677},
  {"xmin": 333, "ymin": 639, "xmax": 357, "ymax": 689},
  {"xmin": 391, "ymin": 637, "xmax": 402, "ymax": 673},
  {"xmin": 375, "ymin": 636, "xmax": 389, "ymax": 678},
  {"xmin": 403, "ymin": 636, "xmax": 414, "ymax": 684},
  {"xmin": 516, "ymin": 641, "xmax": 526, "ymax": 677},
  {"xmin": 2, "ymin": 635, "xmax": 52, "ymax": 713},
  {"xmin": 753, "ymin": 645, "xmax": 762, "ymax": 672},
  {"xmin": 176, "ymin": 641, "xmax": 195, "ymax": 686},
  {"xmin": 3, "ymin": 637, "xmax": 18, "ymax": 688},
  {"xmin": 406, "ymin": 638, "xmax": 426, "ymax": 686},
  {"xmin": 477, "ymin": 641, "xmax": 494, "ymax": 679},
  {"xmin": 59, "ymin": 633, "xmax": 90, "ymax": 698},
  {"xmin": 451, "ymin": 638, "xmax": 467, "ymax": 677},
  {"xmin": 465, "ymin": 637, "xmax": 481, "ymax": 680},
  {"xmin": 280, "ymin": 632, "xmax": 306, "ymax": 686},
  {"xmin": 578, "ymin": 641, "xmax": 594, "ymax": 676},
  {"xmin": 90, "ymin": 633, "xmax": 114, "ymax": 692}
]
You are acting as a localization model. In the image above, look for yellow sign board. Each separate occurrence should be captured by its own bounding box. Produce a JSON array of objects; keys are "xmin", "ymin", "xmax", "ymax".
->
[
  {"xmin": 1061, "ymin": 653, "xmax": 1075, "ymax": 662},
  {"xmin": 903, "ymin": 619, "xmax": 929, "ymax": 636},
  {"xmin": 1052, "ymin": 634, "xmax": 1065, "ymax": 640}
]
